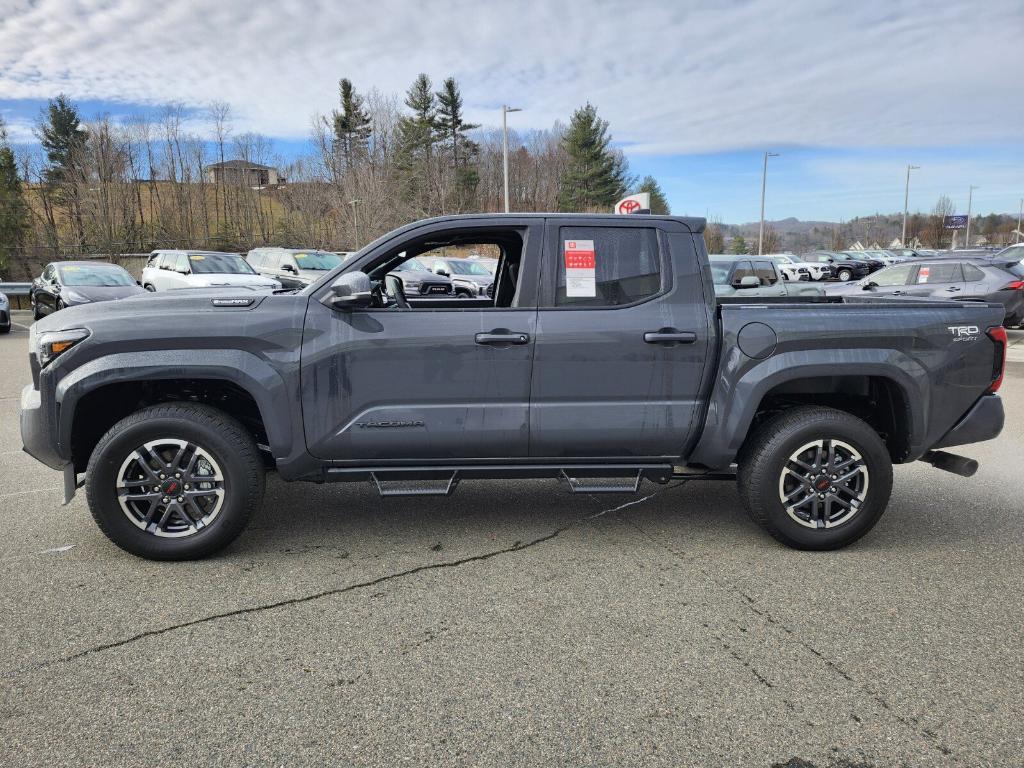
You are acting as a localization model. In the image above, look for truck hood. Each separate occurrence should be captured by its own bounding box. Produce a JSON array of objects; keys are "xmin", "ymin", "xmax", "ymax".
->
[
  {"xmin": 63, "ymin": 284, "xmax": 147, "ymax": 303},
  {"xmin": 188, "ymin": 274, "xmax": 279, "ymax": 288}
]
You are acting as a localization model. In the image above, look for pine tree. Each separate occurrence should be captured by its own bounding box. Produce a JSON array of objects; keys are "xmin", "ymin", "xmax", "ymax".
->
[
  {"xmin": 396, "ymin": 74, "xmax": 438, "ymax": 208},
  {"xmin": 435, "ymin": 77, "xmax": 479, "ymax": 210},
  {"xmin": 331, "ymin": 78, "xmax": 371, "ymax": 170},
  {"xmin": 730, "ymin": 234, "xmax": 749, "ymax": 254},
  {"xmin": 635, "ymin": 175, "xmax": 669, "ymax": 214},
  {"xmin": 0, "ymin": 118, "xmax": 31, "ymax": 278},
  {"xmin": 556, "ymin": 103, "xmax": 629, "ymax": 212},
  {"xmin": 39, "ymin": 94, "xmax": 86, "ymax": 186}
]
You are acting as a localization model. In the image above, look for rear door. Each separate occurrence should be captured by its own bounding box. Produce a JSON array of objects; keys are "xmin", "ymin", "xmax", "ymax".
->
[
  {"xmin": 529, "ymin": 219, "xmax": 711, "ymax": 458},
  {"xmin": 905, "ymin": 261, "xmax": 965, "ymax": 298}
]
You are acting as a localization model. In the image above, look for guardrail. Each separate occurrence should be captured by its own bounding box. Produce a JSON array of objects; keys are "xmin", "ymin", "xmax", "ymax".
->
[{"xmin": 0, "ymin": 283, "xmax": 33, "ymax": 310}]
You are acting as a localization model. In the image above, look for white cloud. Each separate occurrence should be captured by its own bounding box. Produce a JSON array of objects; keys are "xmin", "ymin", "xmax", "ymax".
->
[{"xmin": 0, "ymin": 0, "xmax": 1020, "ymax": 152}]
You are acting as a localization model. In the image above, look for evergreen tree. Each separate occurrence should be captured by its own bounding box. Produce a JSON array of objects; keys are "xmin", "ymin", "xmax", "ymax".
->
[
  {"xmin": 434, "ymin": 77, "xmax": 479, "ymax": 209},
  {"xmin": 730, "ymin": 234, "xmax": 749, "ymax": 254},
  {"xmin": 39, "ymin": 94, "xmax": 86, "ymax": 186},
  {"xmin": 331, "ymin": 78, "xmax": 371, "ymax": 170},
  {"xmin": 0, "ymin": 118, "xmax": 31, "ymax": 278},
  {"xmin": 556, "ymin": 103, "xmax": 629, "ymax": 212},
  {"xmin": 397, "ymin": 73, "xmax": 436, "ymax": 161},
  {"xmin": 635, "ymin": 175, "xmax": 669, "ymax": 214}
]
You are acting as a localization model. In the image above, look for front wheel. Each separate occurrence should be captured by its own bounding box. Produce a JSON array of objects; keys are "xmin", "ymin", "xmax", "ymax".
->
[
  {"xmin": 85, "ymin": 403, "xmax": 265, "ymax": 560},
  {"xmin": 836, "ymin": 268, "xmax": 853, "ymax": 282},
  {"xmin": 737, "ymin": 406, "xmax": 892, "ymax": 550}
]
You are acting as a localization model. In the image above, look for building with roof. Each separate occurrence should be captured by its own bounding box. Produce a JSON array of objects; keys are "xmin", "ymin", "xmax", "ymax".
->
[{"xmin": 205, "ymin": 160, "xmax": 284, "ymax": 188}]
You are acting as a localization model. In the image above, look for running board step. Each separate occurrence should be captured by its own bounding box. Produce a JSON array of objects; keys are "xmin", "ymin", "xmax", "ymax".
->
[
  {"xmin": 370, "ymin": 472, "xmax": 460, "ymax": 497},
  {"xmin": 560, "ymin": 469, "xmax": 643, "ymax": 494}
]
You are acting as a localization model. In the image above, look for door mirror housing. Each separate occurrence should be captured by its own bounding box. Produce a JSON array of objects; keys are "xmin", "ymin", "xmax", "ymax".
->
[
  {"xmin": 738, "ymin": 275, "xmax": 760, "ymax": 288},
  {"xmin": 862, "ymin": 281, "xmax": 878, "ymax": 290},
  {"xmin": 282, "ymin": 263, "xmax": 297, "ymax": 274},
  {"xmin": 433, "ymin": 265, "xmax": 450, "ymax": 277},
  {"xmin": 324, "ymin": 271, "xmax": 373, "ymax": 309}
]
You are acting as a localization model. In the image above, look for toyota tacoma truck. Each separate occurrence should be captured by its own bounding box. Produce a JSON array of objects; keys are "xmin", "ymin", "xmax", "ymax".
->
[{"xmin": 20, "ymin": 214, "xmax": 1007, "ymax": 560}]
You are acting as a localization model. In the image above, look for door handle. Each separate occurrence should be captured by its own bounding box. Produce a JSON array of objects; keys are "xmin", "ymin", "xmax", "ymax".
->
[
  {"xmin": 643, "ymin": 331, "xmax": 697, "ymax": 344},
  {"xmin": 946, "ymin": 286, "xmax": 961, "ymax": 292},
  {"xmin": 475, "ymin": 332, "xmax": 529, "ymax": 345}
]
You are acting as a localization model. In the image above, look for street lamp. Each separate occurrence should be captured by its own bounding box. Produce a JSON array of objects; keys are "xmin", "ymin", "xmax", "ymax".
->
[
  {"xmin": 349, "ymin": 199, "xmax": 361, "ymax": 249},
  {"xmin": 964, "ymin": 185, "xmax": 978, "ymax": 249},
  {"xmin": 1017, "ymin": 198, "xmax": 1022, "ymax": 244},
  {"xmin": 758, "ymin": 151, "xmax": 779, "ymax": 255},
  {"xmin": 501, "ymin": 106, "xmax": 522, "ymax": 214},
  {"xmin": 901, "ymin": 165, "xmax": 919, "ymax": 247}
]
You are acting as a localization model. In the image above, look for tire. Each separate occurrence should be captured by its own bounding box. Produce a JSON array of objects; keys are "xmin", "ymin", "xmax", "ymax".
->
[
  {"xmin": 836, "ymin": 268, "xmax": 853, "ymax": 282},
  {"xmin": 31, "ymin": 295, "xmax": 42, "ymax": 321},
  {"xmin": 0, "ymin": 325, "xmax": 9, "ymax": 335},
  {"xmin": 85, "ymin": 403, "xmax": 265, "ymax": 560},
  {"xmin": 736, "ymin": 406, "xmax": 892, "ymax": 551},
  {"xmin": 56, "ymin": 299, "xmax": 65, "ymax": 311}
]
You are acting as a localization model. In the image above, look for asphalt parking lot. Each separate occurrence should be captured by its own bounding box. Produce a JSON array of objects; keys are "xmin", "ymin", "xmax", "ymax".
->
[{"xmin": 1, "ymin": 309, "xmax": 1022, "ymax": 767}]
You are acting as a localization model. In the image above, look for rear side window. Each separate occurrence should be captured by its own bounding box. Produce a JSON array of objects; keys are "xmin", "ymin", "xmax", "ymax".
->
[
  {"xmin": 753, "ymin": 261, "xmax": 778, "ymax": 285},
  {"xmin": 554, "ymin": 227, "xmax": 662, "ymax": 307},
  {"xmin": 916, "ymin": 262, "xmax": 962, "ymax": 283},
  {"xmin": 248, "ymin": 251, "xmax": 264, "ymax": 268},
  {"xmin": 962, "ymin": 263, "xmax": 985, "ymax": 282}
]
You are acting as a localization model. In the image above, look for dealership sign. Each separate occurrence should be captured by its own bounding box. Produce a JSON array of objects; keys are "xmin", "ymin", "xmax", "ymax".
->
[
  {"xmin": 944, "ymin": 215, "xmax": 968, "ymax": 230},
  {"xmin": 615, "ymin": 193, "xmax": 651, "ymax": 215}
]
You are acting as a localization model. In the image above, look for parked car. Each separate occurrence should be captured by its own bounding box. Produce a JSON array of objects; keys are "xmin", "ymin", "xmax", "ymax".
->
[
  {"xmin": 801, "ymin": 252, "xmax": 872, "ymax": 282},
  {"xmin": 386, "ymin": 256, "xmax": 454, "ymax": 296},
  {"xmin": 21, "ymin": 214, "xmax": 1006, "ymax": 560},
  {"xmin": 246, "ymin": 248, "xmax": 344, "ymax": 290},
  {"xmin": 769, "ymin": 254, "xmax": 833, "ymax": 281},
  {"xmin": 710, "ymin": 256, "xmax": 824, "ymax": 297},
  {"xmin": 840, "ymin": 251, "xmax": 886, "ymax": 273},
  {"xmin": 993, "ymin": 243, "xmax": 1024, "ymax": 263},
  {"xmin": 426, "ymin": 257, "xmax": 495, "ymax": 297},
  {"xmin": 30, "ymin": 261, "xmax": 145, "ymax": 320},
  {"xmin": 888, "ymin": 248, "xmax": 921, "ymax": 259},
  {"xmin": 0, "ymin": 291, "xmax": 9, "ymax": 334},
  {"xmin": 142, "ymin": 251, "xmax": 281, "ymax": 292},
  {"xmin": 825, "ymin": 257, "xmax": 1024, "ymax": 327}
]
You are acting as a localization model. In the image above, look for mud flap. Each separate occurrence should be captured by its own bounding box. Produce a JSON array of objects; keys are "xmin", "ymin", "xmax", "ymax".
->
[{"xmin": 63, "ymin": 464, "xmax": 83, "ymax": 505}]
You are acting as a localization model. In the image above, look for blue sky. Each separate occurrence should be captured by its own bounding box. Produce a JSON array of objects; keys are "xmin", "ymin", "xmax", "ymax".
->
[{"xmin": 1, "ymin": 0, "xmax": 1021, "ymax": 223}]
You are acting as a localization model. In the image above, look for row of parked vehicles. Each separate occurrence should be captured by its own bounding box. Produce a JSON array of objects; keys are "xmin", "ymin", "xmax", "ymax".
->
[
  {"xmin": 26, "ymin": 247, "xmax": 499, "ymax": 320},
  {"xmin": 708, "ymin": 244, "xmax": 1024, "ymax": 327}
]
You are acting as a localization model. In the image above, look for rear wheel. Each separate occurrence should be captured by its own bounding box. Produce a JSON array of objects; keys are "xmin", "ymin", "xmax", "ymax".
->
[
  {"xmin": 85, "ymin": 403, "xmax": 264, "ymax": 560},
  {"xmin": 836, "ymin": 268, "xmax": 853, "ymax": 282},
  {"xmin": 737, "ymin": 406, "xmax": 892, "ymax": 550}
]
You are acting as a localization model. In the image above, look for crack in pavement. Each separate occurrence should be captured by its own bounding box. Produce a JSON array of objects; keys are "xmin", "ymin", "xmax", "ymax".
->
[
  {"xmin": 28, "ymin": 482, "xmax": 688, "ymax": 672},
  {"xmin": 618, "ymin": 512, "xmax": 955, "ymax": 759}
]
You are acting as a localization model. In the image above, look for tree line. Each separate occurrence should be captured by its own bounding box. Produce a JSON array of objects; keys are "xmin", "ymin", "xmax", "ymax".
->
[{"xmin": 0, "ymin": 76, "xmax": 671, "ymax": 279}]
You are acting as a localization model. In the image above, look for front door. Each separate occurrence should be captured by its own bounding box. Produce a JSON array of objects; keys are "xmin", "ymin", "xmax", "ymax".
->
[
  {"xmin": 529, "ymin": 220, "xmax": 712, "ymax": 459},
  {"xmin": 300, "ymin": 220, "xmax": 542, "ymax": 462}
]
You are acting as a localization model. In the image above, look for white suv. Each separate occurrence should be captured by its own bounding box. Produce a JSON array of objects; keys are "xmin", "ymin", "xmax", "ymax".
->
[{"xmin": 142, "ymin": 251, "xmax": 281, "ymax": 292}]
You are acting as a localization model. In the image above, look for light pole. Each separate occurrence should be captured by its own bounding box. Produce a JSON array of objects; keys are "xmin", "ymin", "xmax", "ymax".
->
[
  {"xmin": 758, "ymin": 151, "xmax": 779, "ymax": 255},
  {"xmin": 349, "ymin": 199, "xmax": 361, "ymax": 249},
  {"xmin": 901, "ymin": 164, "xmax": 919, "ymax": 246},
  {"xmin": 1017, "ymin": 198, "xmax": 1022, "ymax": 244},
  {"xmin": 964, "ymin": 186, "xmax": 978, "ymax": 249},
  {"xmin": 501, "ymin": 105, "xmax": 522, "ymax": 214}
]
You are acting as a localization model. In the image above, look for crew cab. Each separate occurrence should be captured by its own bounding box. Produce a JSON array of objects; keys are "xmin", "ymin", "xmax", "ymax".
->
[{"xmin": 20, "ymin": 214, "xmax": 1007, "ymax": 560}]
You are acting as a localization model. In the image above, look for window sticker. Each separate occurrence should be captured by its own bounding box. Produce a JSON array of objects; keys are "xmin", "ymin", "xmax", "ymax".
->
[
  {"xmin": 190, "ymin": 255, "xmax": 205, "ymax": 261},
  {"xmin": 564, "ymin": 239, "xmax": 596, "ymax": 297},
  {"xmin": 917, "ymin": 266, "xmax": 930, "ymax": 283}
]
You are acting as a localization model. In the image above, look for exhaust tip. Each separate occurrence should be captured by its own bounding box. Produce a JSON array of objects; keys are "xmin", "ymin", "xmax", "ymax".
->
[{"xmin": 921, "ymin": 450, "xmax": 979, "ymax": 478}]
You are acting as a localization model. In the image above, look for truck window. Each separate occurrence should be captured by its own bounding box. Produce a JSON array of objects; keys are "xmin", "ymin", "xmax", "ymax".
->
[
  {"xmin": 731, "ymin": 261, "xmax": 756, "ymax": 287},
  {"xmin": 753, "ymin": 261, "xmax": 778, "ymax": 286},
  {"xmin": 554, "ymin": 226, "xmax": 661, "ymax": 307}
]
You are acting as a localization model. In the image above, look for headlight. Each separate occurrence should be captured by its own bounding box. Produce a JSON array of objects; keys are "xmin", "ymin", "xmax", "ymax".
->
[
  {"xmin": 403, "ymin": 279, "xmax": 421, "ymax": 289},
  {"xmin": 35, "ymin": 328, "xmax": 90, "ymax": 368},
  {"xmin": 62, "ymin": 289, "xmax": 89, "ymax": 303}
]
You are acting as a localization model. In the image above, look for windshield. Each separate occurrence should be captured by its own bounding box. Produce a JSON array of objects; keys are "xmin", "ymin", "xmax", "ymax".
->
[
  {"xmin": 447, "ymin": 260, "xmax": 492, "ymax": 276},
  {"xmin": 58, "ymin": 264, "xmax": 135, "ymax": 287},
  {"xmin": 188, "ymin": 253, "xmax": 255, "ymax": 274},
  {"xmin": 709, "ymin": 260, "xmax": 732, "ymax": 285},
  {"xmin": 772, "ymin": 255, "xmax": 793, "ymax": 264},
  {"xmin": 397, "ymin": 258, "xmax": 428, "ymax": 272},
  {"xmin": 293, "ymin": 251, "xmax": 342, "ymax": 270}
]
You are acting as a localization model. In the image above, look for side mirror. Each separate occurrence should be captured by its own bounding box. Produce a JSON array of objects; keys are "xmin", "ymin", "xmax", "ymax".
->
[
  {"xmin": 739, "ymin": 275, "xmax": 760, "ymax": 288},
  {"xmin": 862, "ymin": 282, "xmax": 878, "ymax": 291},
  {"xmin": 433, "ymin": 266, "xmax": 450, "ymax": 277},
  {"xmin": 136, "ymin": 280, "xmax": 142, "ymax": 286},
  {"xmin": 324, "ymin": 271, "xmax": 372, "ymax": 309},
  {"xmin": 282, "ymin": 263, "xmax": 297, "ymax": 274}
]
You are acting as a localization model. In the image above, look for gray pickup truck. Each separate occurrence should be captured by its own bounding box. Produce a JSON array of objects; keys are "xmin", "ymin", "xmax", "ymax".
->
[{"xmin": 20, "ymin": 214, "xmax": 1007, "ymax": 560}]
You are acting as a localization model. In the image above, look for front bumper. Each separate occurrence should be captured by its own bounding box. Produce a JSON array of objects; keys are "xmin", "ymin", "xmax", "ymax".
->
[
  {"xmin": 932, "ymin": 394, "xmax": 1004, "ymax": 450},
  {"xmin": 20, "ymin": 384, "xmax": 66, "ymax": 470}
]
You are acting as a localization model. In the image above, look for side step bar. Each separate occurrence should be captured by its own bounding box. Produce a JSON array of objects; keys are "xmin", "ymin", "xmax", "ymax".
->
[{"xmin": 324, "ymin": 464, "xmax": 675, "ymax": 498}]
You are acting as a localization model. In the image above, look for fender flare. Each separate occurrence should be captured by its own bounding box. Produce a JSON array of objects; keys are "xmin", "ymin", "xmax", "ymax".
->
[
  {"xmin": 688, "ymin": 349, "xmax": 925, "ymax": 469},
  {"xmin": 54, "ymin": 349, "xmax": 298, "ymax": 462}
]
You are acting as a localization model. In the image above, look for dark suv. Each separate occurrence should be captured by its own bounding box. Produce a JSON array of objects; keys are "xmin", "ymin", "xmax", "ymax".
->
[{"xmin": 801, "ymin": 252, "xmax": 872, "ymax": 282}]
